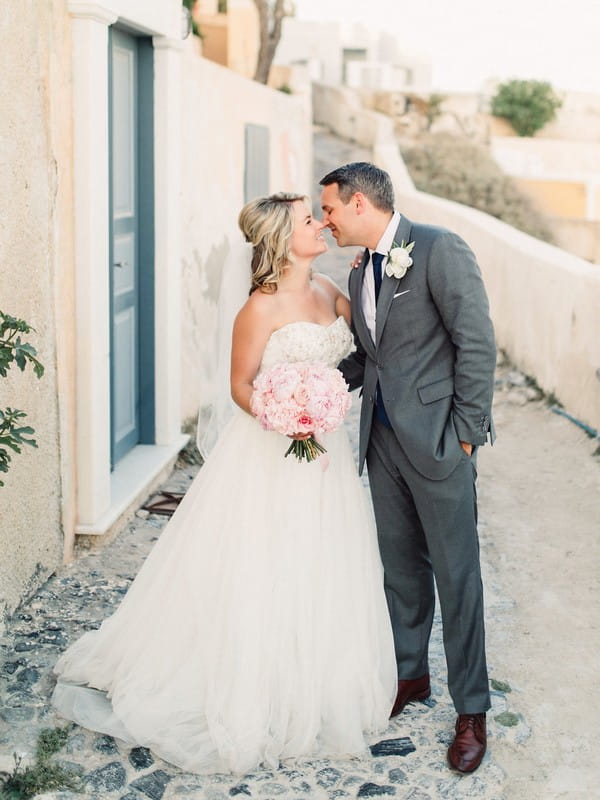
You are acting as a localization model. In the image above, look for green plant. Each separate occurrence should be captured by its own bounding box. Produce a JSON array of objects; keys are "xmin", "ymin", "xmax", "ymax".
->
[
  {"xmin": 0, "ymin": 311, "xmax": 44, "ymax": 487},
  {"xmin": 277, "ymin": 83, "xmax": 292, "ymax": 94},
  {"xmin": 182, "ymin": 0, "xmax": 203, "ymax": 38},
  {"xmin": 491, "ymin": 79, "xmax": 562, "ymax": 137},
  {"xmin": 400, "ymin": 132, "xmax": 554, "ymax": 242},
  {"xmin": 0, "ymin": 727, "xmax": 82, "ymax": 799}
]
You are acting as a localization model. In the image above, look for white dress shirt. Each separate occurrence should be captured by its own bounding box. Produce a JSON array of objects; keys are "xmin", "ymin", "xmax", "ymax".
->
[{"xmin": 361, "ymin": 211, "xmax": 401, "ymax": 342}]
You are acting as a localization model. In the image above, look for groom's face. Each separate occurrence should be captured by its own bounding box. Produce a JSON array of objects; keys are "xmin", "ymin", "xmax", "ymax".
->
[{"xmin": 320, "ymin": 183, "xmax": 359, "ymax": 247}]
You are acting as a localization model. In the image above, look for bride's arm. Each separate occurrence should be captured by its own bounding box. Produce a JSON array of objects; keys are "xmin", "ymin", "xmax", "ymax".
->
[
  {"xmin": 230, "ymin": 297, "xmax": 273, "ymax": 414},
  {"xmin": 312, "ymin": 273, "xmax": 351, "ymax": 324}
]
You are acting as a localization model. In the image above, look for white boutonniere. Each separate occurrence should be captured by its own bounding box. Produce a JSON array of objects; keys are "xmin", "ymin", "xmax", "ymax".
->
[{"xmin": 386, "ymin": 240, "xmax": 415, "ymax": 279}]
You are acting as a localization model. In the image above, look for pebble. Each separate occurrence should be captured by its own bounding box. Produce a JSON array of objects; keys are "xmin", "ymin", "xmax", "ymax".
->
[
  {"xmin": 370, "ymin": 738, "xmax": 416, "ymax": 758},
  {"xmin": 129, "ymin": 769, "xmax": 171, "ymax": 799},
  {"xmin": 129, "ymin": 746, "xmax": 154, "ymax": 769},
  {"xmin": 94, "ymin": 734, "xmax": 119, "ymax": 754},
  {"xmin": 357, "ymin": 783, "xmax": 396, "ymax": 797},
  {"xmin": 85, "ymin": 761, "xmax": 127, "ymax": 791}
]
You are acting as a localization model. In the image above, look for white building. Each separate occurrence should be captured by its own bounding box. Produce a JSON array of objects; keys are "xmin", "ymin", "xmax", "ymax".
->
[{"xmin": 275, "ymin": 18, "xmax": 431, "ymax": 91}]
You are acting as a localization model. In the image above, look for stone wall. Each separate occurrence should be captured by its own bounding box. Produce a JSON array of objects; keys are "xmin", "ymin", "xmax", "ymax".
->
[{"xmin": 0, "ymin": 0, "xmax": 76, "ymax": 634}]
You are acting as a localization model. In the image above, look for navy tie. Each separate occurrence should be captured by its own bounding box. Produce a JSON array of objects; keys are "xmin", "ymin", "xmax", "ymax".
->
[
  {"xmin": 372, "ymin": 252, "xmax": 384, "ymax": 302},
  {"xmin": 370, "ymin": 252, "xmax": 392, "ymax": 427}
]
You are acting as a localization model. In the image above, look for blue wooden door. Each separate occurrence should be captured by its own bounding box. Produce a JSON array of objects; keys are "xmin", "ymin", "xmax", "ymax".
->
[
  {"xmin": 109, "ymin": 29, "xmax": 155, "ymax": 466},
  {"xmin": 110, "ymin": 28, "xmax": 140, "ymax": 464}
]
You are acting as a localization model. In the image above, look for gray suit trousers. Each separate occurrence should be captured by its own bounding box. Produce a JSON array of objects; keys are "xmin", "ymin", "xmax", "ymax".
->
[{"xmin": 367, "ymin": 417, "xmax": 491, "ymax": 714}]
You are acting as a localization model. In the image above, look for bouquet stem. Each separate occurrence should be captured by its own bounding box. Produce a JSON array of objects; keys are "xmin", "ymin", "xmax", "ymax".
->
[{"xmin": 284, "ymin": 436, "xmax": 327, "ymax": 463}]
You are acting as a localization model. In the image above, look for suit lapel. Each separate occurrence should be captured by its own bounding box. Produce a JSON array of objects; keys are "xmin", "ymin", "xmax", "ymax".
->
[
  {"xmin": 350, "ymin": 250, "xmax": 376, "ymax": 360},
  {"xmin": 375, "ymin": 215, "xmax": 413, "ymax": 347}
]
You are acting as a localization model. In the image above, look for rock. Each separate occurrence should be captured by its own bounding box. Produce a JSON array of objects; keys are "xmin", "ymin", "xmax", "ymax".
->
[
  {"xmin": 357, "ymin": 783, "xmax": 396, "ymax": 797},
  {"xmin": 2, "ymin": 660, "xmax": 23, "ymax": 674},
  {"xmin": 290, "ymin": 780, "xmax": 311, "ymax": 793},
  {"xmin": 85, "ymin": 761, "xmax": 127, "ymax": 792},
  {"xmin": 16, "ymin": 667, "xmax": 40, "ymax": 685},
  {"xmin": 229, "ymin": 784, "xmax": 252, "ymax": 796},
  {"xmin": 129, "ymin": 745, "xmax": 154, "ymax": 769},
  {"xmin": 94, "ymin": 734, "xmax": 118, "ymax": 754},
  {"xmin": 258, "ymin": 783, "xmax": 287, "ymax": 795},
  {"xmin": 65, "ymin": 732, "xmax": 86, "ymax": 754},
  {"xmin": 490, "ymin": 678, "xmax": 512, "ymax": 693},
  {"xmin": 506, "ymin": 389, "xmax": 529, "ymax": 406},
  {"xmin": 316, "ymin": 767, "xmax": 342, "ymax": 788},
  {"xmin": 129, "ymin": 769, "xmax": 172, "ymax": 799},
  {"xmin": 136, "ymin": 509, "xmax": 150, "ymax": 519},
  {"xmin": 0, "ymin": 705, "xmax": 35, "ymax": 722},
  {"xmin": 494, "ymin": 711, "xmax": 521, "ymax": 727},
  {"xmin": 524, "ymin": 386, "xmax": 543, "ymax": 401},
  {"xmin": 507, "ymin": 370, "xmax": 526, "ymax": 386},
  {"xmin": 14, "ymin": 641, "xmax": 36, "ymax": 652},
  {"xmin": 387, "ymin": 768, "xmax": 408, "ymax": 784},
  {"xmin": 38, "ymin": 631, "xmax": 67, "ymax": 647},
  {"xmin": 369, "ymin": 737, "xmax": 416, "ymax": 757}
]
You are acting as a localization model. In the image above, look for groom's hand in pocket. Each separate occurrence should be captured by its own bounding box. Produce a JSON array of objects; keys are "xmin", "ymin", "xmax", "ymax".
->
[{"xmin": 460, "ymin": 441, "xmax": 473, "ymax": 456}]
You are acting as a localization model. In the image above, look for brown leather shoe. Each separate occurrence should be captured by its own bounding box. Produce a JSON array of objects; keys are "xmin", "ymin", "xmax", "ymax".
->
[
  {"xmin": 390, "ymin": 674, "xmax": 431, "ymax": 717},
  {"xmin": 447, "ymin": 713, "xmax": 487, "ymax": 773}
]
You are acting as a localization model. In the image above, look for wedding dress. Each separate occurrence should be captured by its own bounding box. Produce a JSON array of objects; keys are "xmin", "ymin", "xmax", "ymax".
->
[{"xmin": 52, "ymin": 317, "xmax": 397, "ymax": 775}]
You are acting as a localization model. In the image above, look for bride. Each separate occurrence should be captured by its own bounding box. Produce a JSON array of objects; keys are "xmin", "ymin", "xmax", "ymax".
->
[{"xmin": 52, "ymin": 192, "xmax": 397, "ymax": 775}]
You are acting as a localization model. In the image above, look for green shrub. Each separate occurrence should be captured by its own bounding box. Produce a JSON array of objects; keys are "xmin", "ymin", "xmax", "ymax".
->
[
  {"xmin": 0, "ymin": 311, "xmax": 44, "ymax": 487},
  {"xmin": 491, "ymin": 79, "xmax": 562, "ymax": 137},
  {"xmin": 0, "ymin": 727, "xmax": 82, "ymax": 799},
  {"xmin": 401, "ymin": 133, "xmax": 554, "ymax": 242}
]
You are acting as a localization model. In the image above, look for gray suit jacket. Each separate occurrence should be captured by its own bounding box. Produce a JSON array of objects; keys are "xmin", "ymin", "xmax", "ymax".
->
[{"xmin": 339, "ymin": 215, "xmax": 496, "ymax": 480}]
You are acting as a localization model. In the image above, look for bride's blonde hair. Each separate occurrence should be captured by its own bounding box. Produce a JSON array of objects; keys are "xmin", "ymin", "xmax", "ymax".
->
[{"xmin": 238, "ymin": 192, "xmax": 308, "ymax": 293}]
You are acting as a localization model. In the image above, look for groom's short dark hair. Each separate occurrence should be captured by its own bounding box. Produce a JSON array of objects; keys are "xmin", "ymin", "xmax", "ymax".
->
[{"xmin": 319, "ymin": 162, "xmax": 394, "ymax": 212}]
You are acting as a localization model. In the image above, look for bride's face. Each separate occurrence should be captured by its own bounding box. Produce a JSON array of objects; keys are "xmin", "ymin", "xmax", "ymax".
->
[{"xmin": 289, "ymin": 201, "xmax": 327, "ymax": 260}]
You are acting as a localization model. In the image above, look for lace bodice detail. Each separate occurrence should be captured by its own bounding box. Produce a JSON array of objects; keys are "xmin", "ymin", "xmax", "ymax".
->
[{"xmin": 260, "ymin": 316, "xmax": 354, "ymax": 372}]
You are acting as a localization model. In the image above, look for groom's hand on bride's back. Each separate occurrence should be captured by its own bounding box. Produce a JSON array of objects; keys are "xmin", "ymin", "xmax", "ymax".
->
[{"xmin": 350, "ymin": 249, "xmax": 365, "ymax": 269}]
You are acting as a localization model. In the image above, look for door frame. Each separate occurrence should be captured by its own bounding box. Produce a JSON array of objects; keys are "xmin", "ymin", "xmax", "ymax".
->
[{"xmin": 69, "ymin": 2, "xmax": 185, "ymax": 537}]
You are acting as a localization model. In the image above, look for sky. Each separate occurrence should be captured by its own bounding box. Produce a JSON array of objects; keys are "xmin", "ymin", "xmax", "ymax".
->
[{"xmin": 294, "ymin": 0, "xmax": 600, "ymax": 94}]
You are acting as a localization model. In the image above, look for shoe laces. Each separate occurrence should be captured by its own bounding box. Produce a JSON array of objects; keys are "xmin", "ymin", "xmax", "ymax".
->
[{"xmin": 457, "ymin": 713, "xmax": 486, "ymax": 738}]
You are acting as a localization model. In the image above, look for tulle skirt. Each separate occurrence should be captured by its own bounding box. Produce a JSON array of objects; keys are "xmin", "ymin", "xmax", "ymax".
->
[{"xmin": 52, "ymin": 410, "xmax": 396, "ymax": 774}]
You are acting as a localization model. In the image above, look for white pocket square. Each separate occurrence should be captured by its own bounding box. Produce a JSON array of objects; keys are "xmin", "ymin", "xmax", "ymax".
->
[{"xmin": 393, "ymin": 289, "xmax": 411, "ymax": 299}]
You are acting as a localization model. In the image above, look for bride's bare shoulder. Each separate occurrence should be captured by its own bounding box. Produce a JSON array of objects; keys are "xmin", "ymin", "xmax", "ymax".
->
[{"xmin": 234, "ymin": 288, "xmax": 279, "ymax": 334}]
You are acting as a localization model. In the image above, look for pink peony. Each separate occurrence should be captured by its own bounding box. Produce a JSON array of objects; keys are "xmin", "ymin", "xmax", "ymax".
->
[{"xmin": 250, "ymin": 362, "xmax": 352, "ymax": 463}]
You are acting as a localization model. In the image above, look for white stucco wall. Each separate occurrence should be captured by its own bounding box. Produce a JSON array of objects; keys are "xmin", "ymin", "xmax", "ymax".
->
[
  {"xmin": 180, "ymin": 43, "xmax": 313, "ymax": 427},
  {"xmin": 0, "ymin": 0, "xmax": 75, "ymax": 634},
  {"xmin": 313, "ymin": 83, "xmax": 600, "ymax": 433}
]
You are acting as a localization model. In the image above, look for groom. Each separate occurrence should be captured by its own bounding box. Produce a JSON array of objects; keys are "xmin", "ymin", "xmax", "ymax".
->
[{"xmin": 320, "ymin": 162, "xmax": 496, "ymax": 773}]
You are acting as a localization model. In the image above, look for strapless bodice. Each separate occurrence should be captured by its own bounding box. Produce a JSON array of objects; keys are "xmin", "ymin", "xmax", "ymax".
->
[{"xmin": 259, "ymin": 316, "xmax": 354, "ymax": 373}]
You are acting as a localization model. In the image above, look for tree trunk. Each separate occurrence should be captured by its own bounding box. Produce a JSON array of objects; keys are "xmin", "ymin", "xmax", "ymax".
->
[{"xmin": 253, "ymin": 0, "xmax": 287, "ymax": 84}]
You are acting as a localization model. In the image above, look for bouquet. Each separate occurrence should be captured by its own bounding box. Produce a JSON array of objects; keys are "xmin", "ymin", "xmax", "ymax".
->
[{"xmin": 250, "ymin": 362, "xmax": 352, "ymax": 463}]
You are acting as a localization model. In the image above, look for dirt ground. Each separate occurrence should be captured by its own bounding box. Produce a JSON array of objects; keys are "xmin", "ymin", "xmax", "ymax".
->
[{"xmin": 475, "ymin": 375, "xmax": 600, "ymax": 798}]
